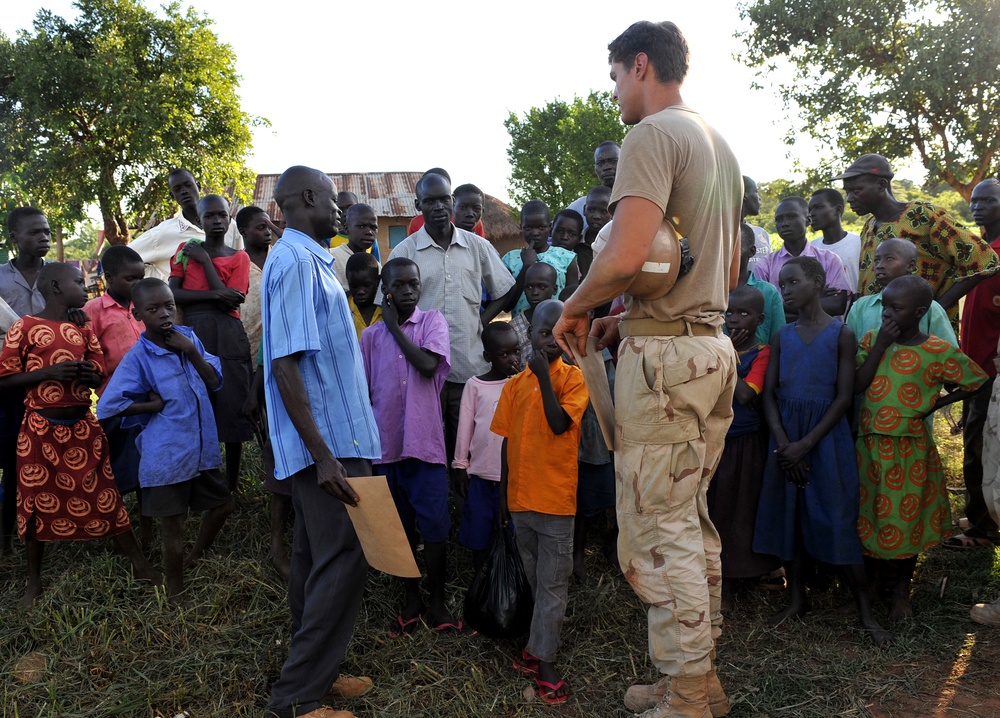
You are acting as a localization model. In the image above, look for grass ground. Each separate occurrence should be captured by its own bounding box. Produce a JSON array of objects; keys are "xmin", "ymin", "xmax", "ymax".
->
[{"xmin": 3, "ymin": 408, "xmax": 1000, "ymax": 717}]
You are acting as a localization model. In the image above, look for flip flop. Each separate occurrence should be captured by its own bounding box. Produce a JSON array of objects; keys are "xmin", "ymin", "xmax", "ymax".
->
[
  {"xmin": 535, "ymin": 677, "xmax": 569, "ymax": 705},
  {"xmin": 387, "ymin": 614, "xmax": 423, "ymax": 639},
  {"xmin": 431, "ymin": 619, "xmax": 474, "ymax": 634},
  {"xmin": 513, "ymin": 648, "xmax": 540, "ymax": 676},
  {"xmin": 943, "ymin": 532, "xmax": 998, "ymax": 550}
]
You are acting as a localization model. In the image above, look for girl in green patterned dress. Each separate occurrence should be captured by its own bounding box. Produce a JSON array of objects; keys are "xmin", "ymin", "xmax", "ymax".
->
[{"xmin": 855, "ymin": 275, "xmax": 987, "ymax": 620}]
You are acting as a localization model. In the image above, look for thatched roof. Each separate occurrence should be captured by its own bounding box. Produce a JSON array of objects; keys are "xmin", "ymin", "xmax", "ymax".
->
[{"xmin": 482, "ymin": 195, "xmax": 522, "ymax": 256}]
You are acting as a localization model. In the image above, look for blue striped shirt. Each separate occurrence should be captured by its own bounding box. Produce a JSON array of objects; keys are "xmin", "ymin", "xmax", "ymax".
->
[{"xmin": 261, "ymin": 228, "xmax": 381, "ymax": 479}]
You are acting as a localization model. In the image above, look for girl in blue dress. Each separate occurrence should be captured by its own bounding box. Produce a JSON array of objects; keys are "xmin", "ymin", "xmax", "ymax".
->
[{"xmin": 753, "ymin": 256, "xmax": 891, "ymax": 646}]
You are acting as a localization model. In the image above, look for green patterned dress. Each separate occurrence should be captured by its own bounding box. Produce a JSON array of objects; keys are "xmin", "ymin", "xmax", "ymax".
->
[{"xmin": 855, "ymin": 332, "xmax": 987, "ymax": 559}]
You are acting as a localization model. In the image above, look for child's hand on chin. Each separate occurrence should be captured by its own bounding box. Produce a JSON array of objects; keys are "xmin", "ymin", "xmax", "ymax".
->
[{"xmin": 528, "ymin": 349, "xmax": 550, "ymax": 377}]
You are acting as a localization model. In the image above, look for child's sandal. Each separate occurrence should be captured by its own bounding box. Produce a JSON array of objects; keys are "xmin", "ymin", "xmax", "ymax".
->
[
  {"xmin": 387, "ymin": 613, "xmax": 423, "ymax": 639},
  {"xmin": 535, "ymin": 676, "xmax": 570, "ymax": 705},
  {"xmin": 513, "ymin": 647, "xmax": 540, "ymax": 675}
]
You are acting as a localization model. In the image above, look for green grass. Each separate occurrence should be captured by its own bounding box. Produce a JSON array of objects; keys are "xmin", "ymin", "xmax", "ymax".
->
[{"xmin": 3, "ymin": 428, "xmax": 1000, "ymax": 717}]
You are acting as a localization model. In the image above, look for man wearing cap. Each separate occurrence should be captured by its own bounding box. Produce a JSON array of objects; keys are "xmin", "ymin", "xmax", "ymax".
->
[{"xmin": 835, "ymin": 153, "xmax": 999, "ymax": 330}]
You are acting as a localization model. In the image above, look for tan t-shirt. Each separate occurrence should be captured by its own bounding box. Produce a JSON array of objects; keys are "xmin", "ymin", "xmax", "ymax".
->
[{"xmin": 610, "ymin": 106, "xmax": 742, "ymax": 326}]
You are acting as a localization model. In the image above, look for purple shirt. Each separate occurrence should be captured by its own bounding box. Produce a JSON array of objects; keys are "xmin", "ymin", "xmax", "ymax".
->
[
  {"xmin": 361, "ymin": 307, "xmax": 451, "ymax": 465},
  {"xmin": 751, "ymin": 241, "xmax": 852, "ymax": 294}
]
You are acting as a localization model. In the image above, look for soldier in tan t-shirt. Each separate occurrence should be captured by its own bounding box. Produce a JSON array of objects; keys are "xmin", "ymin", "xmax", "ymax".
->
[{"xmin": 554, "ymin": 20, "xmax": 742, "ymax": 718}]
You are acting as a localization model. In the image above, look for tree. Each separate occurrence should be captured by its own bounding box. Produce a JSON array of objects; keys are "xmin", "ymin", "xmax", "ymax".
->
[
  {"xmin": 505, "ymin": 91, "xmax": 626, "ymax": 212},
  {"xmin": 0, "ymin": 0, "xmax": 264, "ymax": 244},
  {"xmin": 739, "ymin": 0, "xmax": 1000, "ymax": 202}
]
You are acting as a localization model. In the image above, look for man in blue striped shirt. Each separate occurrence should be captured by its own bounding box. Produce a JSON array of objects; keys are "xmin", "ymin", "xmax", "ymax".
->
[{"xmin": 262, "ymin": 165, "xmax": 381, "ymax": 718}]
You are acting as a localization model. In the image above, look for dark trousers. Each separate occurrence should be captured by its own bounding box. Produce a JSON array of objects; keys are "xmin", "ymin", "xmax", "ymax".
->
[
  {"xmin": 441, "ymin": 381, "xmax": 465, "ymax": 513},
  {"xmin": 440, "ymin": 381, "xmax": 464, "ymax": 474},
  {"xmin": 963, "ymin": 380, "xmax": 998, "ymax": 533},
  {"xmin": 267, "ymin": 458, "xmax": 371, "ymax": 718}
]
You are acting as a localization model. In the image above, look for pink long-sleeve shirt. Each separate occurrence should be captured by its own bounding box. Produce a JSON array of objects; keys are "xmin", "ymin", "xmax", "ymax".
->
[{"xmin": 451, "ymin": 375, "xmax": 509, "ymax": 481}]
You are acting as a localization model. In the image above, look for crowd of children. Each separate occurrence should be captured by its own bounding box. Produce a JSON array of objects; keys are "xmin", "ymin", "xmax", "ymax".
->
[{"xmin": 1, "ymin": 167, "xmax": 1000, "ymax": 713}]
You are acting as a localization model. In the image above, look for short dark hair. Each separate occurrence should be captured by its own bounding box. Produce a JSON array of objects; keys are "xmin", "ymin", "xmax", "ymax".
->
[
  {"xmin": 421, "ymin": 167, "xmax": 451, "ymax": 182},
  {"xmin": 37, "ymin": 262, "xmax": 77, "ymax": 298},
  {"xmin": 235, "ymin": 206, "xmax": 266, "ymax": 234},
  {"xmin": 783, "ymin": 256, "xmax": 826, "ymax": 286},
  {"xmin": 416, "ymin": 173, "xmax": 451, "ymax": 197},
  {"xmin": 380, "ymin": 257, "xmax": 418, "ymax": 285},
  {"xmin": 777, "ymin": 196, "xmax": 808, "ymax": 213},
  {"xmin": 521, "ymin": 200, "xmax": 550, "ymax": 219},
  {"xmin": 525, "ymin": 261, "xmax": 557, "ymax": 284},
  {"xmin": 101, "ymin": 245, "xmax": 143, "ymax": 279},
  {"xmin": 728, "ymin": 284, "xmax": 765, "ymax": 314},
  {"xmin": 608, "ymin": 21, "xmax": 689, "ymax": 84},
  {"xmin": 740, "ymin": 222, "xmax": 756, "ymax": 250},
  {"xmin": 587, "ymin": 185, "xmax": 612, "ymax": 201},
  {"xmin": 132, "ymin": 277, "xmax": 171, "ymax": 308},
  {"xmin": 810, "ymin": 188, "xmax": 845, "ymax": 211},
  {"xmin": 596, "ymin": 141, "xmax": 621, "ymax": 153},
  {"xmin": 168, "ymin": 167, "xmax": 196, "ymax": 183},
  {"xmin": 345, "ymin": 203, "xmax": 376, "ymax": 225},
  {"xmin": 453, "ymin": 184, "xmax": 484, "ymax": 201},
  {"xmin": 885, "ymin": 274, "xmax": 933, "ymax": 307},
  {"xmin": 553, "ymin": 209, "xmax": 584, "ymax": 230},
  {"xmin": 481, "ymin": 320, "xmax": 517, "ymax": 352},
  {"xmin": 7, "ymin": 206, "xmax": 45, "ymax": 235},
  {"xmin": 345, "ymin": 251, "xmax": 379, "ymax": 277}
]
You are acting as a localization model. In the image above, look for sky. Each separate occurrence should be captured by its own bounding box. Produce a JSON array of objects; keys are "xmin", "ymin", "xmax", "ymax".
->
[{"xmin": 0, "ymin": 0, "xmax": 925, "ymax": 205}]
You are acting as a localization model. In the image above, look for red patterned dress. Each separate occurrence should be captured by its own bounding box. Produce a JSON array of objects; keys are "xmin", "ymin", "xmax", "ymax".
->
[
  {"xmin": 0, "ymin": 317, "xmax": 131, "ymax": 542},
  {"xmin": 855, "ymin": 332, "xmax": 986, "ymax": 559}
]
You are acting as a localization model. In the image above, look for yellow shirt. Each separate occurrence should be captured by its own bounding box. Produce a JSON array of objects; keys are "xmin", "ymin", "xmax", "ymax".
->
[{"xmin": 349, "ymin": 296, "xmax": 382, "ymax": 341}]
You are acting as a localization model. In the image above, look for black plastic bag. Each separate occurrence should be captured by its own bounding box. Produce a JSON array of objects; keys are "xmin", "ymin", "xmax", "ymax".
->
[{"xmin": 464, "ymin": 525, "xmax": 534, "ymax": 639}]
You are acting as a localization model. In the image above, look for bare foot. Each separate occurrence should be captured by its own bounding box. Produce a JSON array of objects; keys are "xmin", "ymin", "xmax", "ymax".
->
[
  {"xmin": 17, "ymin": 581, "xmax": 43, "ymax": 610},
  {"xmin": 768, "ymin": 601, "xmax": 809, "ymax": 625},
  {"xmin": 889, "ymin": 595, "xmax": 914, "ymax": 622},
  {"xmin": 270, "ymin": 549, "xmax": 291, "ymax": 581},
  {"xmin": 862, "ymin": 620, "xmax": 894, "ymax": 647},
  {"xmin": 134, "ymin": 566, "xmax": 163, "ymax": 586}
]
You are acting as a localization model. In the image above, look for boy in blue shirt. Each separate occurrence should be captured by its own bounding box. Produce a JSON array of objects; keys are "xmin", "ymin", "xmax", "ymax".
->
[{"xmin": 98, "ymin": 278, "xmax": 235, "ymax": 604}]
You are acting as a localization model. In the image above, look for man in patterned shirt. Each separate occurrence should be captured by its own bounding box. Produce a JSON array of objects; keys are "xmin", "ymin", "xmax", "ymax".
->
[{"xmin": 835, "ymin": 154, "xmax": 1000, "ymax": 332}]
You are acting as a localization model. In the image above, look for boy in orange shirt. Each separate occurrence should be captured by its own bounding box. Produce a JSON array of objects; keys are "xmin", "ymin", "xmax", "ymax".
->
[{"xmin": 492, "ymin": 299, "xmax": 588, "ymax": 706}]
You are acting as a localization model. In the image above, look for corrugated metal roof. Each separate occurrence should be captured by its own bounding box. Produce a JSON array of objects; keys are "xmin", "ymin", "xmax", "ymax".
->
[{"xmin": 253, "ymin": 172, "xmax": 424, "ymax": 221}]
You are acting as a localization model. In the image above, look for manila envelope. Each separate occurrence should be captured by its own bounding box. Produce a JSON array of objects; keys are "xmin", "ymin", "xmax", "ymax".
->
[
  {"xmin": 568, "ymin": 335, "xmax": 616, "ymax": 450},
  {"xmin": 344, "ymin": 476, "xmax": 420, "ymax": 578}
]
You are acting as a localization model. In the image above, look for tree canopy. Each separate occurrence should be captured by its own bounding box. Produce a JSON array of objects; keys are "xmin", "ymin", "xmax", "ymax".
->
[
  {"xmin": 0, "ymin": 0, "xmax": 263, "ymax": 244},
  {"xmin": 505, "ymin": 91, "xmax": 626, "ymax": 213},
  {"xmin": 739, "ymin": 0, "xmax": 1000, "ymax": 201}
]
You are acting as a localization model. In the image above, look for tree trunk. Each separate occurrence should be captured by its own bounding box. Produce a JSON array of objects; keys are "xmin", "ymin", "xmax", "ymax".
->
[{"xmin": 54, "ymin": 226, "xmax": 64, "ymax": 262}]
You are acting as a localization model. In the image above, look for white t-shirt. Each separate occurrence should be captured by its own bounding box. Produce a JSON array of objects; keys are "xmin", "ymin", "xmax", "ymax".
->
[{"xmin": 810, "ymin": 231, "xmax": 861, "ymax": 294}]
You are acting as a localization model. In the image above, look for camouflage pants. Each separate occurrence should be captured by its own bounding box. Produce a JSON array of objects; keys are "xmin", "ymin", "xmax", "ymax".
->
[{"xmin": 615, "ymin": 333, "xmax": 736, "ymax": 677}]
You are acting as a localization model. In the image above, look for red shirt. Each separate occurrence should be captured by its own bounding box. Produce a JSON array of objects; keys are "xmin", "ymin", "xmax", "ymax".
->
[
  {"xmin": 83, "ymin": 293, "xmax": 143, "ymax": 396},
  {"xmin": 407, "ymin": 215, "xmax": 485, "ymax": 238},
  {"xmin": 960, "ymin": 233, "xmax": 1000, "ymax": 377},
  {"xmin": 169, "ymin": 244, "xmax": 251, "ymax": 319}
]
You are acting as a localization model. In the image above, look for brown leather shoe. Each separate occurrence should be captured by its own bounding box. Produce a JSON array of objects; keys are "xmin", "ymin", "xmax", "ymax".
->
[
  {"xmin": 298, "ymin": 708, "xmax": 355, "ymax": 718},
  {"xmin": 328, "ymin": 674, "xmax": 374, "ymax": 699}
]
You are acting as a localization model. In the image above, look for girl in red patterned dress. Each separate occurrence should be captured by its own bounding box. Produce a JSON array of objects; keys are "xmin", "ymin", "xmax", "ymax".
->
[{"xmin": 0, "ymin": 263, "xmax": 159, "ymax": 607}]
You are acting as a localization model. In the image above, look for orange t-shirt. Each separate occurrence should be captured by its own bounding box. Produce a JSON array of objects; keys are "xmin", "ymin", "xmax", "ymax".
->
[{"xmin": 490, "ymin": 358, "xmax": 588, "ymax": 516}]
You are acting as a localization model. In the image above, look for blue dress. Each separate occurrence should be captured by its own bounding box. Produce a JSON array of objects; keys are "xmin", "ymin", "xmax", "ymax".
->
[{"xmin": 753, "ymin": 320, "xmax": 864, "ymax": 565}]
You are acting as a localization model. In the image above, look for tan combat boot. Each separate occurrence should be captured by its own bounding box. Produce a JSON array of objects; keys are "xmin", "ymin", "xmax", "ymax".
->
[
  {"xmin": 704, "ymin": 664, "xmax": 730, "ymax": 717},
  {"xmin": 625, "ymin": 675, "xmax": 711, "ymax": 718},
  {"xmin": 625, "ymin": 672, "xmax": 729, "ymax": 717}
]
